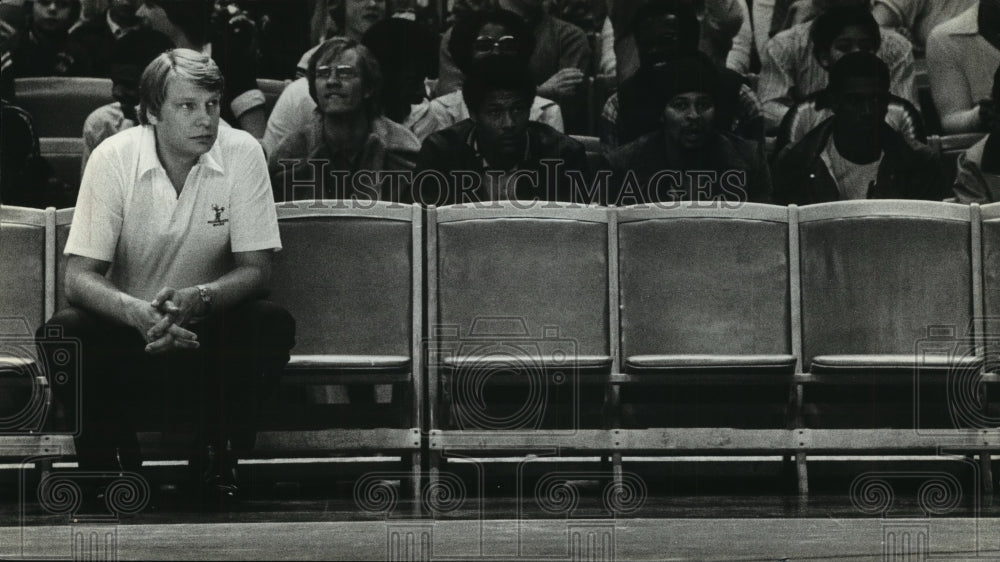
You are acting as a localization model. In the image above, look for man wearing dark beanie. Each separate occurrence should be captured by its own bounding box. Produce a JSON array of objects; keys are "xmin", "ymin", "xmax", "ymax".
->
[
  {"xmin": 604, "ymin": 52, "xmax": 773, "ymax": 205},
  {"xmin": 600, "ymin": 0, "xmax": 763, "ymax": 148},
  {"xmin": 773, "ymin": 51, "xmax": 943, "ymax": 204}
]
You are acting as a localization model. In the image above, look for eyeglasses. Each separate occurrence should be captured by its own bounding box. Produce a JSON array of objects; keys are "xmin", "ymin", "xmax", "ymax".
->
[
  {"xmin": 316, "ymin": 64, "xmax": 360, "ymax": 81},
  {"xmin": 472, "ymin": 35, "xmax": 519, "ymax": 55}
]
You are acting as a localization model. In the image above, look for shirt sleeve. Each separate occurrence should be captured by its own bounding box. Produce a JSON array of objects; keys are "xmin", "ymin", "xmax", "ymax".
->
[
  {"xmin": 726, "ymin": 0, "xmax": 753, "ymax": 74},
  {"xmin": 882, "ymin": 30, "xmax": 917, "ymax": 106},
  {"xmin": 757, "ymin": 32, "xmax": 796, "ymax": 132},
  {"xmin": 230, "ymin": 138, "xmax": 281, "ymax": 253},
  {"xmin": 64, "ymin": 142, "xmax": 125, "ymax": 262}
]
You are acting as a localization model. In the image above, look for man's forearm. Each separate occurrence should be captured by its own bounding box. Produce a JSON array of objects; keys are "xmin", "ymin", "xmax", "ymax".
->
[
  {"xmin": 200, "ymin": 263, "xmax": 271, "ymax": 313},
  {"xmin": 66, "ymin": 271, "xmax": 146, "ymax": 328}
]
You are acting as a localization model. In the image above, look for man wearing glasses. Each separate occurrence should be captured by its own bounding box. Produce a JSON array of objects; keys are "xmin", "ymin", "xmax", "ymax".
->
[
  {"xmin": 419, "ymin": 8, "xmax": 565, "ymax": 137},
  {"xmin": 267, "ymin": 36, "xmax": 421, "ymax": 202}
]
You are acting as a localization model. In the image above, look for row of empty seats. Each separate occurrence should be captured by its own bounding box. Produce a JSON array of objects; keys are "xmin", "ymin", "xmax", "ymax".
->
[{"xmin": 3, "ymin": 200, "xmax": 1000, "ymax": 499}]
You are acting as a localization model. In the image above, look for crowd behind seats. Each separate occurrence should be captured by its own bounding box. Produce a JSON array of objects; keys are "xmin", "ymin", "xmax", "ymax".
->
[
  {"xmin": 8, "ymin": 0, "xmax": 1000, "ymax": 508},
  {"xmin": 6, "ymin": 0, "xmax": 1000, "ymax": 208}
]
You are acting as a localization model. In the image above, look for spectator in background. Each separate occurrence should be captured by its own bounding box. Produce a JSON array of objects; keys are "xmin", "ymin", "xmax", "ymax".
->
[
  {"xmin": 297, "ymin": 0, "xmax": 387, "ymax": 74},
  {"xmin": 0, "ymin": 98, "xmax": 74, "ymax": 207},
  {"xmin": 262, "ymin": 19, "xmax": 439, "ymax": 155},
  {"xmin": 608, "ymin": 0, "xmax": 744, "ymax": 85},
  {"xmin": 2, "ymin": 0, "xmax": 93, "ymax": 78},
  {"xmin": 412, "ymin": 61, "xmax": 590, "ymax": 205},
  {"xmin": 80, "ymin": 27, "xmax": 171, "ymax": 172},
  {"xmin": 136, "ymin": 0, "xmax": 267, "ymax": 138},
  {"xmin": 954, "ymin": 66, "xmax": 1000, "ymax": 204},
  {"xmin": 600, "ymin": 0, "xmax": 763, "ymax": 148},
  {"xmin": 605, "ymin": 52, "xmax": 772, "ymax": 205},
  {"xmin": 437, "ymin": 0, "xmax": 590, "ymax": 131},
  {"xmin": 773, "ymin": 52, "xmax": 942, "ymax": 204},
  {"xmin": 774, "ymin": 3, "xmax": 924, "ymax": 153},
  {"xmin": 872, "ymin": 0, "xmax": 974, "ymax": 54},
  {"xmin": 426, "ymin": 8, "xmax": 564, "ymax": 137},
  {"xmin": 758, "ymin": 0, "xmax": 915, "ymax": 133},
  {"xmin": 268, "ymin": 37, "xmax": 420, "ymax": 202},
  {"xmin": 360, "ymin": 18, "xmax": 437, "ymax": 132},
  {"xmin": 68, "ymin": 0, "xmax": 140, "ymax": 77},
  {"xmin": 927, "ymin": 1, "xmax": 1000, "ymax": 134}
]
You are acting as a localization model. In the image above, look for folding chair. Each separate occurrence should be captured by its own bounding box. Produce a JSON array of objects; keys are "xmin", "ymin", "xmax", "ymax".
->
[
  {"xmin": 263, "ymin": 200, "xmax": 423, "ymax": 500},
  {"xmin": 0, "ymin": 206, "xmax": 59, "ymax": 458},
  {"xmin": 256, "ymin": 78, "xmax": 288, "ymax": 119},
  {"xmin": 39, "ymin": 137, "xmax": 84, "ymax": 194},
  {"xmin": 14, "ymin": 78, "xmax": 113, "ymax": 137},
  {"xmin": 614, "ymin": 203, "xmax": 797, "ymax": 452},
  {"xmin": 426, "ymin": 202, "xmax": 614, "ymax": 480},
  {"xmin": 795, "ymin": 200, "xmax": 989, "ymax": 494}
]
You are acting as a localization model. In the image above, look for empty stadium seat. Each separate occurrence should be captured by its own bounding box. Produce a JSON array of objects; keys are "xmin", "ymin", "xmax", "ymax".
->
[
  {"xmin": 39, "ymin": 137, "xmax": 84, "ymax": 195},
  {"xmin": 264, "ymin": 200, "xmax": 423, "ymax": 497},
  {"xmin": 54, "ymin": 209, "xmax": 73, "ymax": 312},
  {"xmin": 0, "ymin": 206, "xmax": 52, "ymax": 444},
  {"xmin": 256, "ymin": 78, "xmax": 288, "ymax": 118},
  {"xmin": 426, "ymin": 202, "xmax": 614, "ymax": 463},
  {"xmin": 14, "ymin": 77, "xmax": 113, "ymax": 138},
  {"xmin": 616, "ymin": 203, "xmax": 796, "ymax": 430}
]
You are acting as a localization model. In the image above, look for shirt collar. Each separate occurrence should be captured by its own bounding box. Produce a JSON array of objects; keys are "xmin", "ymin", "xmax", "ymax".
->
[
  {"xmin": 466, "ymin": 125, "xmax": 531, "ymax": 169},
  {"xmin": 137, "ymin": 124, "xmax": 226, "ymax": 177},
  {"xmin": 945, "ymin": 5, "xmax": 979, "ymax": 35}
]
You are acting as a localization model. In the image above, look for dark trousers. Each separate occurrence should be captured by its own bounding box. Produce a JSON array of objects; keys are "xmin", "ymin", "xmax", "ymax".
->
[{"xmin": 38, "ymin": 300, "xmax": 295, "ymax": 471}]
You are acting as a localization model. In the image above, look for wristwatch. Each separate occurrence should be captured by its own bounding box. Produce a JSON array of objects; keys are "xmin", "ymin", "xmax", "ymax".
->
[{"xmin": 196, "ymin": 284, "xmax": 213, "ymax": 314}]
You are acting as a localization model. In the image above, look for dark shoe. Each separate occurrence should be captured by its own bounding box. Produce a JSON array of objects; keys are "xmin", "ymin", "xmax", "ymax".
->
[{"xmin": 194, "ymin": 443, "xmax": 240, "ymax": 512}]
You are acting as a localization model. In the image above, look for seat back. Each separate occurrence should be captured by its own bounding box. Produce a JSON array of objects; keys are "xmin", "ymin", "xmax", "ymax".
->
[
  {"xmin": 14, "ymin": 78, "xmax": 113, "ymax": 137},
  {"xmin": 269, "ymin": 201, "xmax": 418, "ymax": 358},
  {"xmin": 977, "ymin": 203, "xmax": 1000, "ymax": 358},
  {"xmin": 39, "ymin": 137, "xmax": 84, "ymax": 194},
  {"xmin": 430, "ymin": 203, "xmax": 611, "ymax": 359},
  {"xmin": 54, "ymin": 209, "xmax": 74, "ymax": 313},
  {"xmin": 797, "ymin": 201, "xmax": 974, "ymax": 368},
  {"xmin": 0, "ymin": 207, "xmax": 50, "ymax": 338},
  {"xmin": 256, "ymin": 78, "xmax": 287, "ymax": 118},
  {"xmin": 618, "ymin": 203, "xmax": 792, "ymax": 358}
]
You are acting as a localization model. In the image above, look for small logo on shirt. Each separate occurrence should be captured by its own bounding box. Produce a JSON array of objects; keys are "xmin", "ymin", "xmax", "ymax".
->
[{"xmin": 208, "ymin": 204, "xmax": 229, "ymax": 227}]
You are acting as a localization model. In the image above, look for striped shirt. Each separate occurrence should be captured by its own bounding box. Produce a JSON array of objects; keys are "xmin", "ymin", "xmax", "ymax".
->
[{"xmin": 757, "ymin": 21, "xmax": 916, "ymax": 131}]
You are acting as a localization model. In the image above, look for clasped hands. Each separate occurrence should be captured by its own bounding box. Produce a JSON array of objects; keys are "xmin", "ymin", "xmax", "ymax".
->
[{"xmin": 131, "ymin": 287, "xmax": 208, "ymax": 355}]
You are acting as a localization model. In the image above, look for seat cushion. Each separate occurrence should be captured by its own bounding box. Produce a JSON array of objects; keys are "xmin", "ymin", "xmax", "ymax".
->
[
  {"xmin": 443, "ymin": 355, "xmax": 612, "ymax": 374},
  {"xmin": 625, "ymin": 354, "xmax": 797, "ymax": 375},
  {"xmin": 810, "ymin": 354, "xmax": 983, "ymax": 373},
  {"xmin": 286, "ymin": 355, "xmax": 410, "ymax": 373}
]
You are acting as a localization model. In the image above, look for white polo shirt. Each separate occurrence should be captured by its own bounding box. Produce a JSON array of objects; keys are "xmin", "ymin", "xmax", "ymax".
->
[{"xmin": 66, "ymin": 125, "xmax": 281, "ymax": 302}]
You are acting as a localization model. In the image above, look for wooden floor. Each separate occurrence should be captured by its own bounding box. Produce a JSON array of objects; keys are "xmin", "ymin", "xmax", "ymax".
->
[
  {"xmin": 4, "ymin": 458, "xmax": 1000, "ymax": 560},
  {"xmin": 3, "ymin": 517, "xmax": 1000, "ymax": 560}
]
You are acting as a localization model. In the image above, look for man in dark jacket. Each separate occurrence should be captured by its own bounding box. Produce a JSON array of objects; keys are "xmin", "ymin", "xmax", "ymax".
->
[
  {"xmin": 412, "ymin": 60, "xmax": 591, "ymax": 206},
  {"xmin": 773, "ymin": 51, "xmax": 944, "ymax": 204},
  {"xmin": 605, "ymin": 53, "xmax": 773, "ymax": 206}
]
